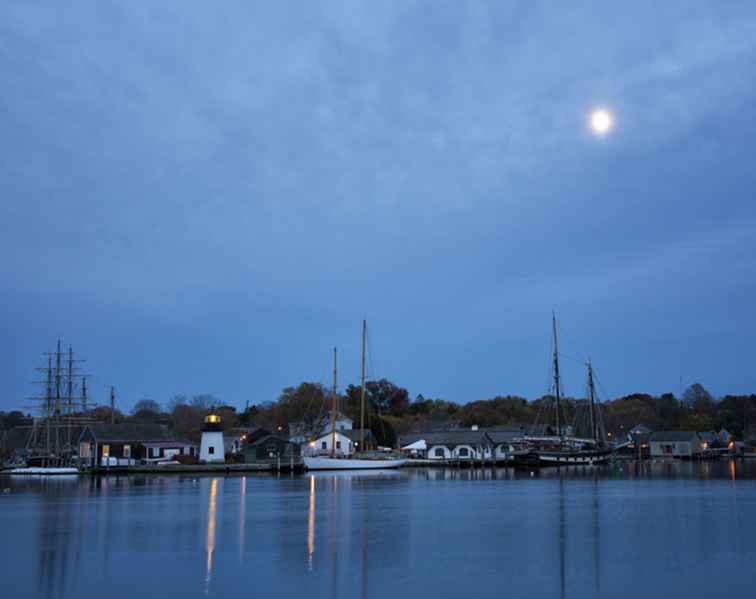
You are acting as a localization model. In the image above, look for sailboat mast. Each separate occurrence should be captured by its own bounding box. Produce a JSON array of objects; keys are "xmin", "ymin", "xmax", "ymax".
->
[
  {"xmin": 331, "ymin": 347, "xmax": 337, "ymax": 458},
  {"xmin": 587, "ymin": 360, "xmax": 597, "ymax": 442},
  {"xmin": 552, "ymin": 313, "xmax": 562, "ymax": 438},
  {"xmin": 360, "ymin": 320, "xmax": 367, "ymax": 452}
]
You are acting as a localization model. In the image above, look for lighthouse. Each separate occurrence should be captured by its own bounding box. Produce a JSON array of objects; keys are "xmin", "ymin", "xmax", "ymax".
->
[{"xmin": 200, "ymin": 413, "xmax": 225, "ymax": 463}]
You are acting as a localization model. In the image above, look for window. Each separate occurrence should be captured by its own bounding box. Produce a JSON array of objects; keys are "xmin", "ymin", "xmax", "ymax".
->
[
  {"xmin": 321, "ymin": 441, "xmax": 327, "ymax": 450},
  {"xmin": 336, "ymin": 441, "xmax": 341, "ymax": 449},
  {"xmin": 123, "ymin": 445, "xmax": 131, "ymax": 458},
  {"xmin": 434, "ymin": 448, "xmax": 445, "ymax": 458},
  {"xmin": 102, "ymin": 445, "xmax": 110, "ymax": 457},
  {"xmin": 458, "ymin": 447, "xmax": 469, "ymax": 457},
  {"xmin": 209, "ymin": 446, "xmax": 215, "ymax": 455}
]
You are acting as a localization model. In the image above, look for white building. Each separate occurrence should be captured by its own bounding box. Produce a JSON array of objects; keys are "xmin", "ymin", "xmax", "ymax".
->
[
  {"xmin": 305, "ymin": 430, "xmax": 355, "ymax": 457},
  {"xmin": 649, "ymin": 431, "xmax": 703, "ymax": 458}
]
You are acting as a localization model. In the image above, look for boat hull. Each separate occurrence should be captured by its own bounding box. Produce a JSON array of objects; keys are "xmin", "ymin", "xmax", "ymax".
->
[
  {"xmin": 6, "ymin": 467, "xmax": 80, "ymax": 475},
  {"xmin": 511, "ymin": 449, "xmax": 612, "ymax": 468},
  {"xmin": 303, "ymin": 457, "xmax": 406, "ymax": 471}
]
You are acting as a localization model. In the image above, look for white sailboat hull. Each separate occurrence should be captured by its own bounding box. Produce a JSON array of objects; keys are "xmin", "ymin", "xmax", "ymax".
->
[
  {"xmin": 7, "ymin": 467, "xmax": 80, "ymax": 475},
  {"xmin": 303, "ymin": 457, "xmax": 406, "ymax": 471}
]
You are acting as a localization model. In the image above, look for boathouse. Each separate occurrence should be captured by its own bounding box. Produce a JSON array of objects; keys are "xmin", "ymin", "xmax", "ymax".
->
[
  {"xmin": 648, "ymin": 431, "xmax": 704, "ymax": 458},
  {"xmin": 412, "ymin": 429, "xmax": 493, "ymax": 461},
  {"xmin": 486, "ymin": 430, "xmax": 522, "ymax": 462},
  {"xmin": 78, "ymin": 424, "xmax": 195, "ymax": 467},
  {"xmin": 243, "ymin": 434, "xmax": 300, "ymax": 463}
]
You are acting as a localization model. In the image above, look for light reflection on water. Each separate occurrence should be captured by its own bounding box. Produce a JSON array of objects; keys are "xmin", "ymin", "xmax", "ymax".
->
[{"xmin": 2, "ymin": 461, "xmax": 756, "ymax": 599}]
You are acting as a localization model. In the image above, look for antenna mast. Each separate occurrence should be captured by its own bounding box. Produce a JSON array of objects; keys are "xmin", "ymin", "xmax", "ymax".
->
[{"xmin": 110, "ymin": 386, "xmax": 116, "ymax": 424}]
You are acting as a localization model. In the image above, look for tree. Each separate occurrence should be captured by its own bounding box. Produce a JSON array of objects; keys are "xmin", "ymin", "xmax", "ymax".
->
[
  {"xmin": 190, "ymin": 394, "xmax": 221, "ymax": 411},
  {"xmin": 682, "ymin": 383, "xmax": 714, "ymax": 413},
  {"xmin": 167, "ymin": 395, "xmax": 188, "ymax": 412},
  {"xmin": 131, "ymin": 399, "xmax": 161, "ymax": 416}
]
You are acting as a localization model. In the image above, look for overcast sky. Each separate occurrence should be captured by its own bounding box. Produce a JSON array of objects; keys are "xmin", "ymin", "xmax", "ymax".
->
[{"xmin": 2, "ymin": 1, "xmax": 756, "ymax": 413}]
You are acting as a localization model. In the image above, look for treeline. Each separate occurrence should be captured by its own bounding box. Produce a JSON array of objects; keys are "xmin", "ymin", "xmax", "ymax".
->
[{"xmin": 4, "ymin": 381, "xmax": 755, "ymax": 448}]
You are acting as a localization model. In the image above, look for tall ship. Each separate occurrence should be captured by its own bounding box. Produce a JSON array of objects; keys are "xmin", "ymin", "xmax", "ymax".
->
[
  {"xmin": 302, "ymin": 321, "xmax": 406, "ymax": 471},
  {"xmin": 511, "ymin": 314, "xmax": 613, "ymax": 468}
]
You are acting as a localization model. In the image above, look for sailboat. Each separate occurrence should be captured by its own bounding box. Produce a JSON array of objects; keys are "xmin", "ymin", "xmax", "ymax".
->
[
  {"xmin": 302, "ymin": 321, "xmax": 406, "ymax": 471},
  {"xmin": 511, "ymin": 314, "xmax": 613, "ymax": 468}
]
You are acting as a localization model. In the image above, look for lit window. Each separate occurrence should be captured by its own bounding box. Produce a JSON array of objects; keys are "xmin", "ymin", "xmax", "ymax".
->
[
  {"xmin": 123, "ymin": 445, "xmax": 131, "ymax": 458},
  {"xmin": 102, "ymin": 445, "xmax": 110, "ymax": 457}
]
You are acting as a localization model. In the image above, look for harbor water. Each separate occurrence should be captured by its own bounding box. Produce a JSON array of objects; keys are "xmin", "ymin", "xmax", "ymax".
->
[{"xmin": 2, "ymin": 461, "xmax": 756, "ymax": 599}]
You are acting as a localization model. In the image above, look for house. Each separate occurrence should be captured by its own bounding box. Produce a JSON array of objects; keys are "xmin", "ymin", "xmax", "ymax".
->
[
  {"xmin": 78, "ymin": 423, "xmax": 195, "ymax": 467},
  {"xmin": 223, "ymin": 427, "xmax": 269, "ymax": 454},
  {"xmin": 244, "ymin": 434, "xmax": 300, "ymax": 463},
  {"xmin": 305, "ymin": 430, "xmax": 356, "ymax": 457},
  {"xmin": 648, "ymin": 431, "xmax": 704, "ymax": 458},
  {"xmin": 289, "ymin": 412, "xmax": 353, "ymax": 444},
  {"xmin": 341, "ymin": 429, "xmax": 375, "ymax": 451},
  {"xmin": 402, "ymin": 429, "xmax": 493, "ymax": 461}
]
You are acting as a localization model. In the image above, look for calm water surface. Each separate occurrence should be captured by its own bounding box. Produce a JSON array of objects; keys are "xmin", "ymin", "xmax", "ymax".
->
[{"xmin": 2, "ymin": 461, "xmax": 756, "ymax": 599}]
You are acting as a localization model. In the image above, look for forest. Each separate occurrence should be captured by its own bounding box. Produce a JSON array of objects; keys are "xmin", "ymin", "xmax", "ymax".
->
[{"xmin": 3, "ymin": 381, "xmax": 755, "ymax": 449}]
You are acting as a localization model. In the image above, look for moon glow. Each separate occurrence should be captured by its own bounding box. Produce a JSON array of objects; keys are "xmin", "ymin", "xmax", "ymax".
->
[{"xmin": 589, "ymin": 108, "xmax": 613, "ymax": 136}]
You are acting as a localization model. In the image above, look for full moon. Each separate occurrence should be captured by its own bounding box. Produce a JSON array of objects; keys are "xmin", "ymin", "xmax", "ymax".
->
[{"xmin": 589, "ymin": 108, "xmax": 613, "ymax": 136}]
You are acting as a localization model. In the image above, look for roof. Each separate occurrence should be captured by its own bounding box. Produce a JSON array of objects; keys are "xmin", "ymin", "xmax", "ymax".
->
[
  {"xmin": 82, "ymin": 424, "xmax": 174, "ymax": 443},
  {"xmin": 649, "ymin": 431, "xmax": 700, "ymax": 442},
  {"xmin": 401, "ymin": 430, "xmax": 491, "ymax": 447},
  {"xmin": 142, "ymin": 440, "xmax": 196, "ymax": 448},
  {"xmin": 248, "ymin": 434, "xmax": 297, "ymax": 447},
  {"xmin": 487, "ymin": 430, "xmax": 523, "ymax": 444}
]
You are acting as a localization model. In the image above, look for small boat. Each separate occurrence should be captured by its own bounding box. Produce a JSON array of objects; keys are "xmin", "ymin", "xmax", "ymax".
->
[
  {"xmin": 303, "ymin": 321, "xmax": 406, "ymax": 472},
  {"xmin": 6, "ymin": 467, "xmax": 80, "ymax": 475},
  {"xmin": 303, "ymin": 456, "xmax": 405, "ymax": 470}
]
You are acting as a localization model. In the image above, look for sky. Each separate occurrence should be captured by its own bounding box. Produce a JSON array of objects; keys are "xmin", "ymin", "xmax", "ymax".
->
[{"xmin": 2, "ymin": 1, "xmax": 756, "ymax": 413}]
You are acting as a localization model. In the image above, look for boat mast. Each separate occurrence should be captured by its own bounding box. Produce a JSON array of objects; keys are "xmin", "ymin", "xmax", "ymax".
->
[
  {"xmin": 360, "ymin": 320, "xmax": 367, "ymax": 452},
  {"xmin": 331, "ymin": 347, "xmax": 337, "ymax": 458},
  {"xmin": 552, "ymin": 312, "xmax": 562, "ymax": 439},
  {"xmin": 587, "ymin": 359, "xmax": 597, "ymax": 442}
]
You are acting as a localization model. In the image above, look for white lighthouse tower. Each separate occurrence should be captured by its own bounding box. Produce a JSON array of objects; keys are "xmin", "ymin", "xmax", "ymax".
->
[{"xmin": 200, "ymin": 413, "xmax": 225, "ymax": 463}]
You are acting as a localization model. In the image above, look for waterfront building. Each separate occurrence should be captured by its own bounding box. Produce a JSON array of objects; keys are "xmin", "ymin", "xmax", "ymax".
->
[
  {"xmin": 402, "ymin": 429, "xmax": 493, "ymax": 461},
  {"xmin": 78, "ymin": 423, "xmax": 195, "ymax": 467},
  {"xmin": 306, "ymin": 430, "xmax": 355, "ymax": 457},
  {"xmin": 648, "ymin": 431, "xmax": 704, "ymax": 458},
  {"xmin": 486, "ymin": 430, "xmax": 522, "ymax": 462},
  {"xmin": 243, "ymin": 434, "xmax": 300, "ymax": 463},
  {"xmin": 199, "ymin": 414, "xmax": 225, "ymax": 463}
]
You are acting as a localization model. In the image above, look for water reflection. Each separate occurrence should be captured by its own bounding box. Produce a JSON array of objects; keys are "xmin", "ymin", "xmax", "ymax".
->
[
  {"xmin": 307, "ymin": 475, "xmax": 316, "ymax": 570},
  {"xmin": 239, "ymin": 476, "xmax": 246, "ymax": 558},
  {"xmin": 3, "ymin": 461, "xmax": 756, "ymax": 599},
  {"xmin": 205, "ymin": 478, "xmax": 218, "ymax": 595}
]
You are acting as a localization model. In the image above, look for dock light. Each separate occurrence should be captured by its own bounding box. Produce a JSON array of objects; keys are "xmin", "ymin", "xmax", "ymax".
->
[
  {"xmin": 729, "ymin": 441, "xmax": 735, "ymax": 449},
  {"xmin": 309, "ymin": 442, "xmax": 316, "ymax": 448},
  {"xmin": 703, "ymin": 442, "xmax": 708, "ymax": 450}
]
